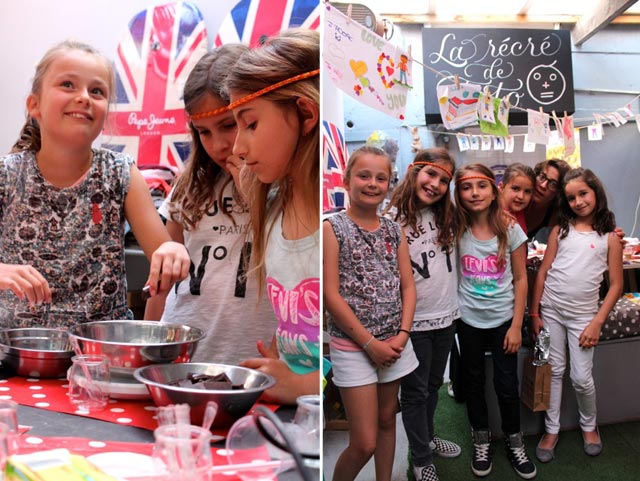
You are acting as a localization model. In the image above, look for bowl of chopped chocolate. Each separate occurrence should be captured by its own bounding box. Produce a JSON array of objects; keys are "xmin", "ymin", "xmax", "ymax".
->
[{"xmin": 133, "ymin": 362, "xmax": 276, "ymax": 428}]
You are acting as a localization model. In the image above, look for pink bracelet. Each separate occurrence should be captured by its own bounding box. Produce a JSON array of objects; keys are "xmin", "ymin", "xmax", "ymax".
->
[{"xmin": 529, "ymin": 313, "xmax": 540, "ymax": 317}]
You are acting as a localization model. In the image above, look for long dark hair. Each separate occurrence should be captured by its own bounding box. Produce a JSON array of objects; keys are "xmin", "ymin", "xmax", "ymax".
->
[
  {"xmin": 167, "ymin": 44, "xmax": 248, "ymax": 230},
  {"xmin": 558, "ymin": 168, "xmax": 615, "ymax": 239},
  {"xmin": 385, "ymin": 148, "xmax": 457, "ymax": 251}
]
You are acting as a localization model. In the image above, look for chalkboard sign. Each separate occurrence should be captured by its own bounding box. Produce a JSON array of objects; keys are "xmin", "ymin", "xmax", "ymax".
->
[{"xmin": 422, "ymin": 28, "xmax": 574, "ymax": 125}]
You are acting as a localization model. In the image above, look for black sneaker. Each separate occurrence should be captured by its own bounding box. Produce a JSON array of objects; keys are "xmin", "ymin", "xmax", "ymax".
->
[
  {"xmin": 505, "ymin": 432, "xmax": 537, "ymax": 479},
  {"xmin": 417, "ymin": 464, "xmax": 439, "ymax": 481},
  {"xmin": 471, "ymin": 429, "xmax": 492, "ymax": 477}
]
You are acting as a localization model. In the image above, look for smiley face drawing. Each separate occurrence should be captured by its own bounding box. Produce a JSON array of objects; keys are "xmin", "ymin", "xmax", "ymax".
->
[{"xmin": 526, "ymin": 61, "xmax": 566, "ymax": 105}]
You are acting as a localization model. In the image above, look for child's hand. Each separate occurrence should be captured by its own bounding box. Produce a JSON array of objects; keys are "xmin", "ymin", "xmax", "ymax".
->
[
  {"xmin": 366, "ymin": 339, "xmax": 402, "ymax": 368},
  {"xmin": 530, "ymin": 315, "xmax": 544, "ymax": 337},
  {"xmin": 0, "ymin": 263, "xmax": 51, "ymax": 306},
  {"xmin": 146, "ymin": 241, "xmax": 190, "ymax": 296},
  {"xmin": 579, "ymin": 323, "xmax": 601, "ymax": 348},
  {"xmin": 255, "ymin": 339, "xmax": 279, "ymax": 359},
  {"xmin": 503, "ymin": 325, "xmax": 522, "ymax": 354}
]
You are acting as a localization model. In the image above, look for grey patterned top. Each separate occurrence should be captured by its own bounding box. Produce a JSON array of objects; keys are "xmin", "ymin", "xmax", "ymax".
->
[
  {"xmin": 0, "ymin": 148, "xmax": 133, "ymax": 328},
  {"xmin": 326, "ymin": 212, "xmax": 403, "ymax": 341}
]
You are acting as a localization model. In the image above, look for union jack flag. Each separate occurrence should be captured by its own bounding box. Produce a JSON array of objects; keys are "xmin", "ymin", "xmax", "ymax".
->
[
  {"xmin": 322, "ymin": 120, "xmax": 349, "ymax": 211},
  {"xmin": 214, "ymin": 0, "xmax": 320, "ymax": 47},
  {"xmin": 102, "ymin": 2, "xmax": 208, "ymax": 170}
]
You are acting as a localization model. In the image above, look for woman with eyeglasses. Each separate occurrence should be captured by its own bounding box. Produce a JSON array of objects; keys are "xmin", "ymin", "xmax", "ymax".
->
[{"xmin": 524, "ymin": 159, "xmax": 571, "ymax": 243}]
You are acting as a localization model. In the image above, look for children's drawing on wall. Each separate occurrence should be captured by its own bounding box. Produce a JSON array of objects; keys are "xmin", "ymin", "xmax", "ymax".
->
[
  {"xmin": 546, "ymin": 128, "xmax": 582, "ymax": 168},
  {"xmin": 588, "ymin": 122, "xmax": 604, "ymax": 141},
  {"xmin": 323, "ymin": 4, "xmax": 411, "ymax": 120},
  {"xmin": 527, "ymin": 109, "xmax": 551, "ymax": 144},
  {"xmin": 437, "ymin": 82, "xmax": 481, "ymax": 129}
]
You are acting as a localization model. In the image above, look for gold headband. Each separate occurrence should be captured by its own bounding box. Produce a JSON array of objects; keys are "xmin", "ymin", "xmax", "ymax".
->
[
  {"xmin": 410, "ymin": 161, "xmax": 453, "ymax": 179},
  {"xmin": 455, "ymin": 175, "xmax": 495, "ymax": 185},
  {"xmin": 189, "ymin": 69, "xmax": 319, "ymax": 121}
]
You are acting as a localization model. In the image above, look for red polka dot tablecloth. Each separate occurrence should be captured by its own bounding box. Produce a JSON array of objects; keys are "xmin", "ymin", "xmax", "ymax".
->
[
  {"xmin": 0, "ymin": 376, "xmax": 159, "ymax": 431},
  {"xmin": 0, "ymin": 376, "xmax": 280, "ymax": 439}
]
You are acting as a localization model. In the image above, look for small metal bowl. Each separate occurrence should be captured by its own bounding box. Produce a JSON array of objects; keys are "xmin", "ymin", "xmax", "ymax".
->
[
  {"xmin": 0, "ymin": 328, "xmax": 74, "ymax": 378},
  {"xmin": 68, "ymin": 321, "xmax": 205, "ymax": 377},
  {"xmin": 133, "ymin": 363, "xmax": 276, "ymax": 428}
]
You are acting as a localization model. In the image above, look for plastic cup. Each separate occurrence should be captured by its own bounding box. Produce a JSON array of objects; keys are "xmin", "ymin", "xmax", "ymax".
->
[
  {"xmin": 67, "ymin": 354, "xmax": 110, "ymax": 412},
  {"xmin": 153, "ymin": 424, "xmax": 212, "ymax": 481}
]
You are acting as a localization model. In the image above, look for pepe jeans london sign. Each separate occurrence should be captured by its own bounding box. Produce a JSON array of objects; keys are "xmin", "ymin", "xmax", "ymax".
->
[{"xmin": 422, "ymin": 28, "xmax": 575, "ymax": 125}]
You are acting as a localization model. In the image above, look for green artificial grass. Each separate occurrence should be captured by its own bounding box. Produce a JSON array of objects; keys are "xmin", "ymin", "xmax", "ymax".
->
[{"xmin": 406, "ymin": 386, "xmax": 640, "ymax": 481}]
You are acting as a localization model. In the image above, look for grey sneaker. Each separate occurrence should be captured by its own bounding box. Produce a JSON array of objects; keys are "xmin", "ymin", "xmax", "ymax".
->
[
  {"xmin": 471, "ymin": 429, "xmax": 492, "ymax": 477},
  {"xmin": 505, "ymin": 432, "xmax": 537, "ymax": 479},
  {"xmin": 429, "ymin": 435, "xmax": 462, "ymax": 458}
]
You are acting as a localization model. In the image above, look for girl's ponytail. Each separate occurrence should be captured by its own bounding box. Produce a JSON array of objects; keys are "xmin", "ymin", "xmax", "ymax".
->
[{"xmin": 11, "ymin": 117, "xmax": 41, "ymax": 153}]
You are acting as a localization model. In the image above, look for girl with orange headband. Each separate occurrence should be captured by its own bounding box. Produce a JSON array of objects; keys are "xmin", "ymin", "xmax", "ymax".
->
[
  {"xmin": 454, "ymin": 163, "xmax": 536, "ymax": 479},
  {"xmin": 143, "ymin": 45, "xmax": 275, "ymax": 365},
  {"xmin": 224, "ymin": 29, "xmax": 320, "ymax": 405},
  {"xmin": 384, "ymin": 148, "xmax": 461, "ymax": 481}
]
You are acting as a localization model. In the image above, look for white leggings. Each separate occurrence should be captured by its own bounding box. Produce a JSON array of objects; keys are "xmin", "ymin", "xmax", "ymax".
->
[{"xmin": 541, "ymin": 303, "xmax": 597, "ymax": 434}]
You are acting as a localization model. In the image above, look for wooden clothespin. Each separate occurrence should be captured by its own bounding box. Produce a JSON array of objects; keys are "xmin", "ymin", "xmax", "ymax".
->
[
  {"xmin": 407, "ymin": 45, "xmax": 412, "ymax": 60},
  {"xmin": 454, "ymin": 74, "xmax": 460, "ymax": 89},
  {"xmin": 346, "ymin": 4, "xmax": 352, "ymax": 20},
  {"xmin": 539, "ymin": 106, "xmax": 543, "ymax": 114}
]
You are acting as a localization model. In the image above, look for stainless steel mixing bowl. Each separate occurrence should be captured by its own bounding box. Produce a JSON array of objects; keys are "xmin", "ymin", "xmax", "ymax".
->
[
  {"xmin": 133, "ymin": 362, "xmax": 276, "ymax": 428},
  {"xmin": 68, "ymin": 320, "xmax": 205, "ymax": 376},
  {"xmin": 0, "ymin": 328, "xmax": 74, "ymax": 378}
]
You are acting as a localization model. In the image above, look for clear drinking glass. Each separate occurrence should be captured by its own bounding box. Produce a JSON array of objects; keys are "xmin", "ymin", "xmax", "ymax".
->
[
  {"xmin": 225, "ymin": 415, "xmax": 292, "ymax": 481},
  {"xmin": 67, "ymin": 354, "xmax": 110, "ymax": 412},
  {"xmin": 153, "ymin": 424, "xmax": 212, "ymax": 481}
]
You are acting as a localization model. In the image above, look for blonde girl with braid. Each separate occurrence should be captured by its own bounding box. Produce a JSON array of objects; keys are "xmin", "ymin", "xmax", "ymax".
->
[{"xmin": 0, "ymin": 40, "xmax": 189, "ymax": 328}]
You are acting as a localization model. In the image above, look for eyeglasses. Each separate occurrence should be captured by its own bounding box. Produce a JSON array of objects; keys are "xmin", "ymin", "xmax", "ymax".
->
[{"xmin": 536, "ymin": 172, "xmax": 559, "ymax": 192}]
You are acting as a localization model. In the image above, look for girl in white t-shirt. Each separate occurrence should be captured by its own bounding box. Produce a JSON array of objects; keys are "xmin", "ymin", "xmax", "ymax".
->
[
  {"xmin": 385, "ymin": 148, "xmax": 461, "ymax": 481},
  {"xmin": 144, "ymin": 45, "xmax": 276, "ymax": 364}
]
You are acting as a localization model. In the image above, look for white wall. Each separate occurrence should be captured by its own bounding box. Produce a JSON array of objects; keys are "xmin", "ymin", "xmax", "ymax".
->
[{"xmin": 0, "ymin": 0, "xmax": 238, "ymax": 154}]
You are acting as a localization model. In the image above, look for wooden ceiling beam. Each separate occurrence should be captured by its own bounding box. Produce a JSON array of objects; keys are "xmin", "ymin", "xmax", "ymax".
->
[{"xmin": 572, "ymin": 0, "xmax": 639, "ymax": 46}]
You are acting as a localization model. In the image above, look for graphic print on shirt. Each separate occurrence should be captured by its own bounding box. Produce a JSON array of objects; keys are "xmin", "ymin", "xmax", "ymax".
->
[
  {"xmin": 406, "ymin": 219, "xmax": 453, "ymax": 279},
  {"xmin": 460, "ymin": 254, "xmax": 505, "ymax": 293},
  {"xmin": 173, "ymin": 195, "xmax": 250, "ymax": 297},
  {"xmin": 268, "ymin": 277, "xmax": 320, "ymax": 373}
]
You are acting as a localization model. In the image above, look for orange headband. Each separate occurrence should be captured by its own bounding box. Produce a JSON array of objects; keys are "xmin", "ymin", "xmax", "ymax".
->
[
  {"xmin": 410, "ymin": 161, "xmax": 453, "ymax": 179},
  {"xmin": 455, "ymin": 175, "xmax": 495, "ymax": 185},
  {"xmin": 189, "ymin": 68, "xmax": 320, "ymax": 121}
]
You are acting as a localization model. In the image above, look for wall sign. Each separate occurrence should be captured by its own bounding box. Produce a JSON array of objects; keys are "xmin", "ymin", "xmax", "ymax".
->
[{"xmin": 422, "ymin": 28, "xmax": 574, "ymax": 125}]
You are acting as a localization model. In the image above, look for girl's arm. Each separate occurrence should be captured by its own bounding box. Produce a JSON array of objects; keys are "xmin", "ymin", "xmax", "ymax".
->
[
  {"xmin": 322, "ymin": 221, "xmax": 400, "ymax": 367},
  {"xmin": 578, "ymin": 233, "xmax": 623, "ymax": 347},
  {"xmin": 504, "ymin": 241, "xmax": 527, "ymax": 354},
  {"xmin": 389, "ymin": 229, "xmax": 416, "ymax": 350},
  {"xmin": 125, "ymin": 165, "xmax": 190, "ymax": 297},
  {"xmin": 529, "ymin": 225, "xmax": 560, "ymax": 336},
  {"xmin": 143, "ymin": 220, "xmax": 185, "ymax": 320}
]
